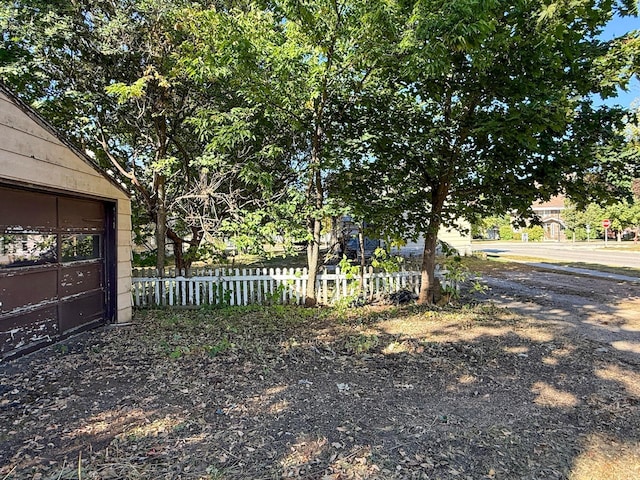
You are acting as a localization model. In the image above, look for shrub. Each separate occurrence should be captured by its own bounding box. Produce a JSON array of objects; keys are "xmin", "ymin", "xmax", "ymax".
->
[
  {"xmin": 499, "ymin": 225, "xmax": 513, "ymax": 240},
  {"xmin": 132, "ymin": 250, "xmax": 157, "ymax": 267},
  {"xmin": 525, "ymin": 225, "xmax": 544, "ymax": 242}
]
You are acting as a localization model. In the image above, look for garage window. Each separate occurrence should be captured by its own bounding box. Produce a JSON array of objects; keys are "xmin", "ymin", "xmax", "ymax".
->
[
  {"xmin": 61, "ymin": 234, "xmax": 101, "ymax": 262},
  {"xmin": 0, "ymin": 233, "xmax": 57, "ymax": 268}
]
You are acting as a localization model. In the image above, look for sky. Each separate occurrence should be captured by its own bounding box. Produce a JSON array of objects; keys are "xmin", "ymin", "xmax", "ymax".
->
[{"xmin": 596, "ymin": 13, "xmax": 639, "ymax": 109}]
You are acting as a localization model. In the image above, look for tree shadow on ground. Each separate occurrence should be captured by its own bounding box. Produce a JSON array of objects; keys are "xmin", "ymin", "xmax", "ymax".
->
[{"xmin": 1, "ymin": 301, "xmax": 639, "ymax": 479}]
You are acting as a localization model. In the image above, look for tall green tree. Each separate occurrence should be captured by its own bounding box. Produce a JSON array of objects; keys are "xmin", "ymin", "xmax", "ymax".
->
[
  {"xmin": 339, "ymin": 0, "xmax": 635, "ymax": 304},
  {"xmin": 562, "ymin": 202, "xmax": 606, "ymax": 240},
  {"xmin": 1, "ymin": 0, "xmax": 292, "ymax": 271},
  {"xmin": 182, "ymin": 0, "xmax": 381, "ymax": 305}
]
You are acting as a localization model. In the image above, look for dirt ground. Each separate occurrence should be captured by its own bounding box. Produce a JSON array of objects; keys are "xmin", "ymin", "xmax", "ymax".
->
[
  {"xmin": 1, "ymin": 263, "xmax": 639, "ymax": 479},
  {"xmin": 472, "ymin": 261, "xmax": 640, "ymax": 357}
]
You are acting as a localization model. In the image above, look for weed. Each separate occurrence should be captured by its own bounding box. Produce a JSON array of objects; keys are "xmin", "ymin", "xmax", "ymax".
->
[
  {"xmin": 224, "ymin": 322, "xmax": 240, "ymax": 334},
  {"xmin": 264, "ymin": 282, "xmax": 290, "ymax": 305},
  {"xmin": 54, "ymin": 344, "xmax": 69, "ymax": 355},
  {"xmin": 332, "ymin": 296, "xmax": 356, "ymax": 321},
  {"xmin": 205, "ymin": 466, "xmax": 226, "ymax": 479},
  {"xmin": 206, "ymin": 338, "xmax": 232, "ymax": 357},
  {"xmin": 170, "ymin": 346, "xmax": 189, "ymax": 359},
  {"xmin": 371, "ymin": 247, "xmax": 404, "ymax": 273},
  {"xmin": 345, "ymin": 334, "xmax": 379, "ymax": 354},
  {"xmin": 271, "ymin": 304, "xmax": 286, "ymax": 316},
  {"xmin": 439, "ymin": 242, "xmax": 486, "ymax": 302}
]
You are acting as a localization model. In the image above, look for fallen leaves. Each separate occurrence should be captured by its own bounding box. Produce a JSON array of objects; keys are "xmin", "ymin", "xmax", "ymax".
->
[{"xmin": 0, "ymin": 305, "xmax": 639, "ymax": 479}]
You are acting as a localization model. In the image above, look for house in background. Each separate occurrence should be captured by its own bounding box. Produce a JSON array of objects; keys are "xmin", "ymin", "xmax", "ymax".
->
[
  {"xmin": 387, "ymin": 223, "xmax": 472, "ymax": 257},
  {"xmin": 0, "ymin": 84, "xmax": 132, "ymax": 359},
  {"xmin": 532, "ymin": 195, "xmax": 566, "ymax": 241},
  {"xmin": 337, "ymin": 216, "xmax": 472, "ymax": 260}
]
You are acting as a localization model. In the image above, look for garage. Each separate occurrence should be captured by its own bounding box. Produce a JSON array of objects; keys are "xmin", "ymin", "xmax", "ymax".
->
[{"xmin": 0, "ymin": 85, "xmax": 132, "ymax": 359}]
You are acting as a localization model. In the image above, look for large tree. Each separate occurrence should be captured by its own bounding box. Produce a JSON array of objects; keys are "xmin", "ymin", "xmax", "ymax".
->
[
  {"xmin": 338, "ymin": 0, "xmax": 636, "ymax": 304},
  {"xmin": 1, "ymin": 0, "xmax": 290, "ymax": 271},
  {"xmin": 181, "ymin": 0, "xmax": 382, "ymax": 304}
]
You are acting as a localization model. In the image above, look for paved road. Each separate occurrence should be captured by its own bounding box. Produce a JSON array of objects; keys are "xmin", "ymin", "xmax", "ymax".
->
[{"xmin": 473, "ymin": 241, "xmax": 640, "ymax": 269}]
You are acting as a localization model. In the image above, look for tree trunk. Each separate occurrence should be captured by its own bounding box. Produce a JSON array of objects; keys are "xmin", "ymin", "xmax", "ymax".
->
[
  {"xmin": 329, "ymin": 216, "xmax": 341, "ymax": 255},
  {"xmin": 171, "ymin": 236, "xmax": 185, "ymax": 273},
  {"xmin": 305, "ymin": 216, "xmax": 321, "ymax": 306},
  {"xmin": 418, "ymin": 229, "xmax": 440, "ymax": 305},
  {"xmin": 166, "ymin": 228, "xmax": 202, "ymax": 274},
  {"xmin": 155, "ymin": 173, "xmax": 167, "ymax": 276},
  {"xmin": 417, "ymin": 179, "xmax": 449, "ymax": 305},
  {"xmin": 358, "ymin": 223, "xmax": 365, "ymax": 294},
  {"xmin": 304, "ymin": 114, "xmax": 325, "ymax": 306}
]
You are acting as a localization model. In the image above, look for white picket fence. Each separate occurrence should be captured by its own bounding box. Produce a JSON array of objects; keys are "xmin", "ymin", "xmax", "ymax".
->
[{"xmin": 131, "ymin": 266, "xmax": 436, "ymax": 307}]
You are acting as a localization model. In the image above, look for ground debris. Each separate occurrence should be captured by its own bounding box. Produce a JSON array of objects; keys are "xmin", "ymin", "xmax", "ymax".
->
[{"xmin": 1, "ymin": 300, "xmax": 639, "ymax": 479}]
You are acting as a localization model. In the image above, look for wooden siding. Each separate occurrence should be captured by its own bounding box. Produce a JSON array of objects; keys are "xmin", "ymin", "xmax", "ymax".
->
[
  {"xmin": 388, "ymin": 222, "xmax": 472, "ymax": 257},
  {"xmin": 0, "ymin": 91, "xmax": 132, "ymax": 324},
  {"xmin": 438, "ymin": 222, "xmax": 473, "ymax": 256}
]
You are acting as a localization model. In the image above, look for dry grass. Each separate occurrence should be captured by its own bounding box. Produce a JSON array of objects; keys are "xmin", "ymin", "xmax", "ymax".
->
[{"xmin": 1, "ymin": 303, "xmax": 639, "ymax": 479}]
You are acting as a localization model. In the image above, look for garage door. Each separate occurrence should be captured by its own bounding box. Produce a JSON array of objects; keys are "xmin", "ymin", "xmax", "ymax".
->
[{"xmin": 0, "ymin": 186, "xmax": 112, "ymax": 358}]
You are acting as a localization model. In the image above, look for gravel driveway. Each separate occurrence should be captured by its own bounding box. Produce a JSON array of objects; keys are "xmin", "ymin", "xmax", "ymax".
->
[{"xmin": 474, "ymin": 264, "xmax": 640, "ymax": 358}]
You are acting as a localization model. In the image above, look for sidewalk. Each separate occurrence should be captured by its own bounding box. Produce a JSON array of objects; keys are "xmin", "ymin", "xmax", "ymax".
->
[{"xmin": 525, "ymin": 262, "xmax": 640, "ymax": 283}]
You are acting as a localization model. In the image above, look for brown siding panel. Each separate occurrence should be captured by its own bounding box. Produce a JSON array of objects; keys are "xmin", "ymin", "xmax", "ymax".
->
[
  {"xmin": 60, "ymin": 263, "xmax": 102, "ymax": 297},
  {"xmin": 59, "ymin": 292, "xmax": 104, "ymax": 333},
  {"xmin": 58, "ymin": 197, "xmax": 105, "ymax": 232},
  {"xmin": 0, "ymin": 268, "xmax": 58, "ymax": 313},
  {"xmin": 0, "ymin": 186, "xmax": 57, "ymax": 232},
  {"xmin": 0, "ymin": 307, "xmax": 58, "ymax": 355}
]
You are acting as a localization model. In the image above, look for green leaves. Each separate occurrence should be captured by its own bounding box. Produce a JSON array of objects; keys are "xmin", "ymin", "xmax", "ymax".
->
[
  {"xmin": 3, "ymin": 0, "xmax": 637, "ymax": 283},
  {"xmin": 105, "ymin": 66, "xmax": 172, "ymax": 104}
]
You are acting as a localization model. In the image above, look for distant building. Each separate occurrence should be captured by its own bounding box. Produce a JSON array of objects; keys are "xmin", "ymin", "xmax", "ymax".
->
[
  {"xmin": 532, "ymin": 195, "xmax": 566, "ymax": 241},
  {"xmin": 387, "ymin": 224, "xmax": 472, "ymax": 257},
  {"xmin": 338, "ymin": 216, "xmax": 472, "ymax": 260}
]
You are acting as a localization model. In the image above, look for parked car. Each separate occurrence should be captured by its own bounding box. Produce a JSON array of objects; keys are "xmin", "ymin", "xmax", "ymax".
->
[{"xmin": 343, "ymin": 236, "xmax": 380, "ymax": 261}]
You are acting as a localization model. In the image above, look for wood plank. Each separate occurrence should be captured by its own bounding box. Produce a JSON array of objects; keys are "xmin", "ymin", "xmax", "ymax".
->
[
  {"xmin": 0, "ymin": 94, "xmax": 62, "ymax": 143},
  {"xmin": 0, "ymin": 127, "xmax": 105, "ymax": 179},
  {"xmin": 153, "ymin": 279, "xmax": 160, "ymax": 306},
  {"xmin": 116, "ymin": 198, "xmax": 132, "ymax": 215},
  {"xmin": 116, "ymin": 305, "xmax": 132, "ymax": 323},
  {"xmin": 0, "ymin": 268, "xmax": 58, "ymax": 313},
  {"xmin": 117, "ymin": 213, "xmax": 132, "ymax": 232},
  {"xmin": 0, "ymin": 148, "xmax": 126, "ymax": 200},
  {"xmin": 58, "ymin": 291, "xmax": 104, "ymax": 332},
  {"xmin": 117, "ymin": 245, "xmax": 130, "ymax": 264},
  {"xmin": 235, "ymin": 268, "xmax": 241, "ymax": 306},
  {"xmin": 242, "ymin": 269, "xmax": 248, "ymax": 306},
  {"xmin": 0, "ymin": 306, "xmax": 58, "ymax": 356},
  {"xmin": 117, "ymin": 276, "xmax": 132, "ymax": 296},
  {"xmin": 0, "ymin": 186, "xmax": 57, "ymax": 231}
]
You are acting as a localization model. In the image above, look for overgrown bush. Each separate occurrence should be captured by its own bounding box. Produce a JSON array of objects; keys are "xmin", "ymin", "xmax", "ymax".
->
[
  {"xmin": 567, "ymin": 227, "xmax": 589, "ymax": 241},
  {"xmin": 132, "ymin": 250, "xmax": 157, "ymax": 267},
  {"xmin": 499, "ymin": 225, "xmax": 513, "ymax": 240},
  {"xmin": 525, "ymin": 225, "xmax": 544, "ymax": 241}
]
